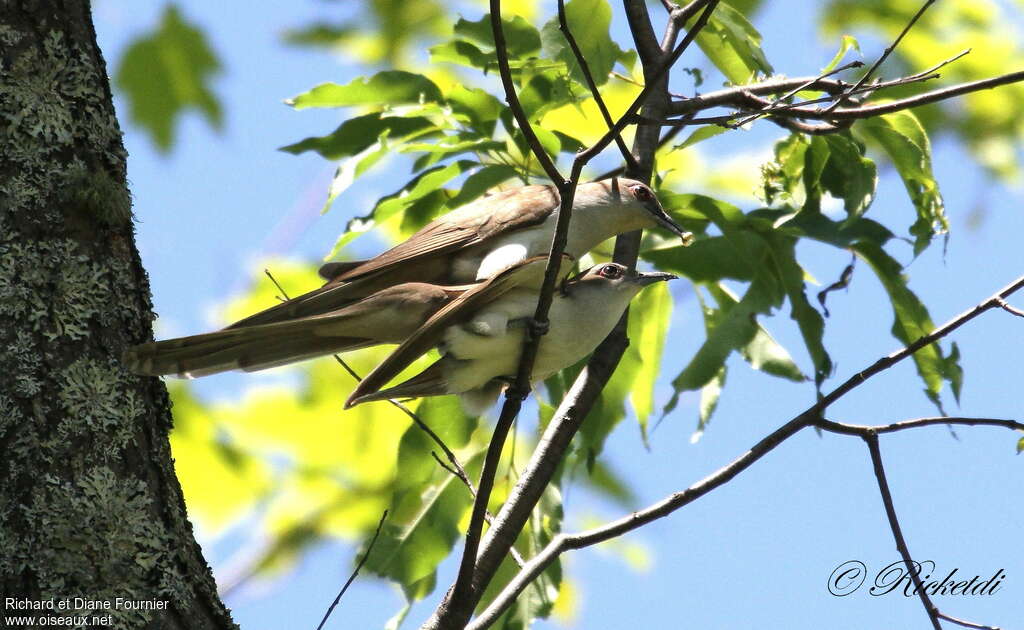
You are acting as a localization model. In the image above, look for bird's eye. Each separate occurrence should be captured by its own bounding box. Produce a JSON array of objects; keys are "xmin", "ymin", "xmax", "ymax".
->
[
  {"xmin": 631, "ymin": 185, "xmax": 654, "ymax": 202},
  {"xmin": 599, "ymin": 264, "xmax": 622, "ymax": 279}
]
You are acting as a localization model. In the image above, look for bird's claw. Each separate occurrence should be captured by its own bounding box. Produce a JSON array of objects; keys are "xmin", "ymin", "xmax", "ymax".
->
[{"xmin": 528, "ymin": 318, "xmax": 550, "ymax": 340}]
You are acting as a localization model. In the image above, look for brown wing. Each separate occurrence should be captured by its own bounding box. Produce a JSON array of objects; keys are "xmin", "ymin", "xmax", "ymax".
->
[
  {"xmin": 329, "ymin": 184, "xmax": 560, "ymax": 283},
  {"xmin": 346, "ymin": 254, "xmax": 573, "ymax": 407},
  {"xmin": 230, "ymin": 185, "xmax": 558, "ymax": 330},
  {"xmin": 225, "ymin": 257, "xmax": 451, "ymax": 329}
]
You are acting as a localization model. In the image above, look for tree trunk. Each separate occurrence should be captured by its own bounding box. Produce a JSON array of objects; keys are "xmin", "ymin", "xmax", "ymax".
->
[{"xmin": 0, "ymin": 2, "xmax": 234, "ymax": 628}]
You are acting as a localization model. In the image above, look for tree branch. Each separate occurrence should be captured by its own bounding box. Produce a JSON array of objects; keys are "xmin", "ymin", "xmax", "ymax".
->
[
  {"xmin": 622, "ymin": 0, "xmax": 664, "ymax": 66},
  {"xmin": 862, "ymin": 433, "xmax": 942, "ymax": 630},
  {"xmin": 815, "ymin": 416, "xmax": 1024, "ymax": 436},
  {"xmin": 654, "ymin": 70, "xmax": 1024, "ymax": 131}
]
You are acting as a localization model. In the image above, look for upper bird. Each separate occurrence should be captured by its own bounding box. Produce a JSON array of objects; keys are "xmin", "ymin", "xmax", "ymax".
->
[
  {"xmin": 346, "ymin": 262, "xmax": 677, "ymax": 413},
  {"xmin": 226, "ymin": 178, "xmax": 688, "ymax": 329}
]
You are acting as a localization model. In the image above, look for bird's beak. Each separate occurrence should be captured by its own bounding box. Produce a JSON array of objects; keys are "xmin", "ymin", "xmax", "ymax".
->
[
  {"xmin": 651, "ymin": 208, "xmax": 694, "ymax": 246},
  {"xmin": 634, "ymin": 271, "xmax": 678, "ymax": 286}
]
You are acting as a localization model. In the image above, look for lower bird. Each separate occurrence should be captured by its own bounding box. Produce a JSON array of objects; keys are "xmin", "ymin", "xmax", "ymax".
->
[
  {"xmin": 347, "ymin": 263, "xmax": 677, "ymax": 413},
  {"xmin": 123, "ymin": 256, "xmax": 569, "ymax": 378}
]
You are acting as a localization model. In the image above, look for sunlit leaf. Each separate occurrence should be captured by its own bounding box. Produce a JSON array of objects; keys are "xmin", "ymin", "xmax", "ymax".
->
[
  {"xmin": 853, "ymin": 241, "xmax": 959, "ymax": 411},
  {"xmin": 627, "ymin": 281, "xmax": 673, "ymax": 435},
  {"xmin": 287, "ymin": 71, "xmax": 443, "ymax": 109},
  {"xmin": 540, "ymin": 0, "xmax": 623, "ymax": 87},
  {"xmin": 279, "ymin": 113, "xmax": 436, "ymax": 161},
  {"xmin": 856, "ymin": 110, "xmax": 946, "ymax": 254},
  {"xmin": 692, "ymin": 2, "xmax": 773, "ymax": 84},
  {"xmin": 822, "ymin": 34, "xmax": 861, "ymax": 73},
  {"xmin": 454, "ymin": 14, "xmax": 542, "ymax": 57}
]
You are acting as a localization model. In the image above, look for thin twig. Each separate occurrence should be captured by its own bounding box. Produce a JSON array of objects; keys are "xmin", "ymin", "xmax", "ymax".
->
[
  {"xmin": 995, "ymin": 298, "xmax": 1024, "ymax": 318},
  {"xmin": 315, "ymin": 510, "xmax": 388, "ymax": 630},
  {"xmin": 937, "ymin": 612, "xmax": 1003, "ymax": 630},
  {"xmin": 863, "ymin": 434, "xmax": 942, "ymax": 630},
  {"xmin": 732, "ymin": 60, "xmax": 864, "ymax": 127},
  {"xmin": 557, "ymin": 0, "xmax": 639, "ymax": 171},
  {"xmin": 816, "ymin": 416, "xmax": 1024, "ymax": 436},
  {"xmin": 823, "ymin": 0, "xmax": 937, "ymax": 113},
  {"xmin": 654, "ymin": 69, "xmax": 1024, "ymax": 130}
]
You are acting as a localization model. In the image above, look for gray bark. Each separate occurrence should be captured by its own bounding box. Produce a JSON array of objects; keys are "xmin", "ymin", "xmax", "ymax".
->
[{"xmin": 0, "ymin": 2, "xmax": 235, "ymax": 628}]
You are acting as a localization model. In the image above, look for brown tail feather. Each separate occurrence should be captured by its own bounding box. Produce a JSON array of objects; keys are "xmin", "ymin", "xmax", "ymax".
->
[
  {"xmin": 345, "ymin": 360, "xmax": 449, "ymax": 407},
  {"xmin": 124, "ymin": 331, "xmax": 370, "ymax": 378}
]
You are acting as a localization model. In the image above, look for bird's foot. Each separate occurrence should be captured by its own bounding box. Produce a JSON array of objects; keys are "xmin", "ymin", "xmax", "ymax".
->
[{"xmin": 528, "ymin": 318, "xmax": 549, "ymax": 340}]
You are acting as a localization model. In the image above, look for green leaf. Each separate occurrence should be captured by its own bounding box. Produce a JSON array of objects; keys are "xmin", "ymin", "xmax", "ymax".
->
[
  {"xmin": 447, "ymin": 86, "xmax": 504, "ymax": 134},
  {"xmin": 399, "ymin": 137, "xmax": 505, "ymax": 158},
  {"xmin": 818, "ymin": 134, "xmax": 877, "ymax": 220},
  {"xmin": 447, "ymin": 165, "xmax": 520, "ymax": 209},
  {"xmin": 580, "ymin": 335, "xmax": 641, "ymax": 459},
  {"xmin": 856, "ymin": 111, "xmax": 946, "ymax": 254},
  {"xmin": 364, "ymin": 397, "xmax": 478, "ymax": 592},
  {"xmin": 627, "ymin": 281, "xmax": 673, "ymax": 435},
  {"xmin": 114, "ymin": 5, "xmax": 222, "ymax": 152},
  {"xmin": 695, "ymin": 365, "xmax": 726, "ymax": 441},
  {"xmin": 540, "ymin": 0, "xmax": 622, "ymax": 87},
  {"xmin": 673, "ymin": 125, "xmax": 729, "ymax": 151},
  {"xmin": 429, "ymin": 40, "xmax": 493, "ymax": 69},
  {"xmin": 668, "ymin": 277, "xmax": 779, "ymax": 398},
  {"xmin": 279, "ymin": 113, "xmax": 435, "ymax": 160},
  {"xmin": 320, "ymin": 133, "xmax": 393, "ymax": 214},
  {"xmin": 454, "ymin": 14, "xmax": 542, "ymax": 57},
  {"xmin": 340, "ymin": 159, "xmax": 477, "ymax": 232},
  {"xmin": 693, "ymin": 2, "xmax": 773, "ymax": 84},
  {"xmin": 708, "ymin": 284, "xmax": 804, "ymax": 382},
  {"xmin": 822, "ymin": 34, "xmax": 861, "ymax": 73},
  {"xmin": 763, "ymin": 232, "xmax": 833, "ymax": 388},
  {"xmin": 644, "ymin": 234, "xmax": 761, "ymax": 283},
  {"xmin": 286, "ymin": 71, "xmax": 443, "ymax": 109},
  {"xmin": 853, "ymin": 241, "xmax": 959, "ymax": 411},
  {"xmin": 517, "ymin": 70, "xmax": 576, "ymax": 120}
]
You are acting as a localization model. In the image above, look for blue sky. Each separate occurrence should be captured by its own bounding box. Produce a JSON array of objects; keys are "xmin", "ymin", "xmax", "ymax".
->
[{"xmin": 93, "ymin": 1, "xmax": 1023, "ymax": 628}]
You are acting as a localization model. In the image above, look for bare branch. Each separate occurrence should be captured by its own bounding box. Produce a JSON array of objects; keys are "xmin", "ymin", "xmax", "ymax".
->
[
  {"xmin": 995, "ymin": 298, "xmax": 1024, "ymax": 318},
  {"xmin": 622, "ymin": 0, "xmax": 664, "ymax": 66},
  {"xmin": 661, "ymin": 0, "xmax": 712, "ymax": 53},
  {"xmin": 862, "ymin": 433, "xmax": 942, "ymax": 630},
  {"xmin": 823, "ymin": 0, "xmax": 937, "ymax": 113},
  {"xmin": 816, "ymin": 416, "xmax": 1024, "ymax": 436},
  {"xmin": 654, "ymin": 70, "xmax": 1024, "ymax": 131},
  {"xmin": 937, "ymin": 612, "xmax": 1003, "ymax": 630}
]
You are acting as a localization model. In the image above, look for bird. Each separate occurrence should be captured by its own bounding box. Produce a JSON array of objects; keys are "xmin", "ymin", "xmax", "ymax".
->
[
  {"xmin": 122, "ymin": 256, "xmax": 569, "ymax": 378},
  {"xmin": 224, "ymin": 178, "xmax": 689, "ymax": 329},
  {"xmin": 346, "ymin": 262, "xmax": 677, "ymax": 413}
]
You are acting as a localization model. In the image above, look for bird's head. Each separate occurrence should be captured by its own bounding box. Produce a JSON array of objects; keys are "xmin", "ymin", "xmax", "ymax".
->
[
  {"xmin": 585, "ymin": 178, "xmax": 692, "ymax": 244},
  {"xmin": 572, "ymin": 262, "xmax": 677, "ymax": 301}
]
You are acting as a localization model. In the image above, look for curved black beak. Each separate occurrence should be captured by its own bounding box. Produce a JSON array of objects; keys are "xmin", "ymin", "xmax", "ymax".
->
[
  {"xmin": 650, "ymin": 206, "xmax": 694, "ymax": 246},
  {"xmin": 635, "ymin": 271, "xmax": 678, "ymax": 286}
]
